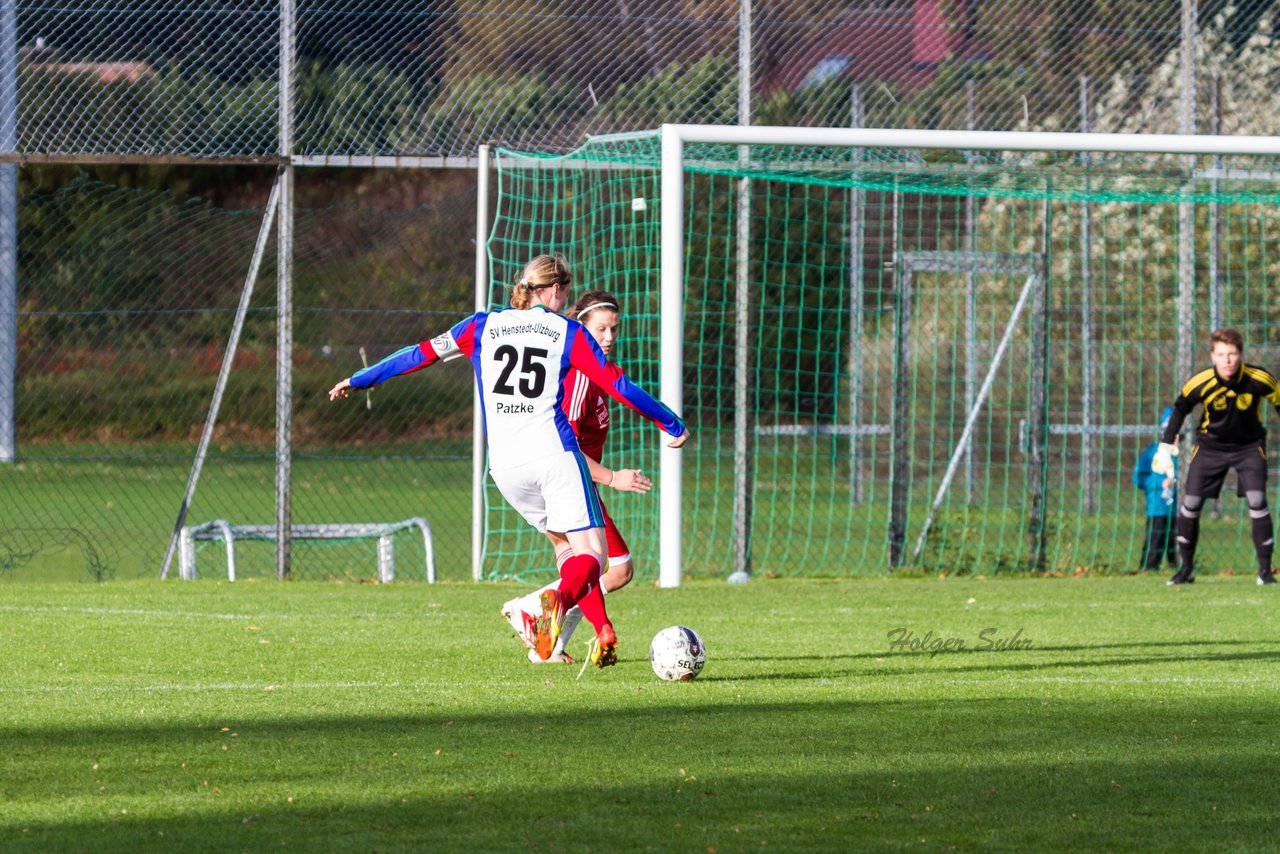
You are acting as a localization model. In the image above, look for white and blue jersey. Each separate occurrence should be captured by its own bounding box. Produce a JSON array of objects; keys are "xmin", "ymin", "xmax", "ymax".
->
[{"xmin": 350, "ymin": 305, "xmax": 685, "ymax": 471}]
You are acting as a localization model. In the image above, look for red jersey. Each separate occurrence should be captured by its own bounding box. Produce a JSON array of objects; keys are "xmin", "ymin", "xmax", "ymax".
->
[{"xmin": 563, "ymin": 367, "xmax": 611, "ymax": 461}]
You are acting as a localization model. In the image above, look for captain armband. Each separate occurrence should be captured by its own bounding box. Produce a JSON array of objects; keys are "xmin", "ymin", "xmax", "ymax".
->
[{"xmin": 430, "ymin": 332, "xmax": 462, "ymax": 361}]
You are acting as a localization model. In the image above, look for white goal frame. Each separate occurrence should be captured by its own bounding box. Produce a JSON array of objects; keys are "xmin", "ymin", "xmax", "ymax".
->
[{"xmin": 652, "ymin": 124, "xmax": 1280, "ymax": 587}]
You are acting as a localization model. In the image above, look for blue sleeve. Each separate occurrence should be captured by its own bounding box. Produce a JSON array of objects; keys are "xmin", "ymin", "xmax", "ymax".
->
[
  {"xmin": 566, "ymin": 323, "xmax": 686, "ymax": 438},
  {"xmin": 350, "ymin": 344, "xmax": 431, "ymax": 389},
  {"xmin": 607, "ymin": 370, "xmax": 687, "ymax": 437}
]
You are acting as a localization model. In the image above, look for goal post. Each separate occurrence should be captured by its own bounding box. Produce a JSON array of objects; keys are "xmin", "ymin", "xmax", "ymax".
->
[
  {"xmin": 485, "ymin": 124, "xmax": 1280, "ymax": 586},
  {"xmin": 659, "ymin": 125, "xmax": 686, "ymax": 587}
]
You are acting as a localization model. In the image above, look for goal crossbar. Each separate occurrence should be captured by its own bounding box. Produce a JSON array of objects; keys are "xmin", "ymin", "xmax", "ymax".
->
[{"xmin": 643, "ymin": 125, "xmax": 1280, "ymax": 157}]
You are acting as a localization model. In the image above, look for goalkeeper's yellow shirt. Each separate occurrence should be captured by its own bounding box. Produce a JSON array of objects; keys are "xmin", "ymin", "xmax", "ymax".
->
[{"xmin": 1161, "ymin": 363, "xmax": 1280, "ymax": 450}]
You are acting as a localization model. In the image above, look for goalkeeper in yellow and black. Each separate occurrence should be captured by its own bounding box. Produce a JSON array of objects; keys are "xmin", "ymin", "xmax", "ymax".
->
[{"xmin": 1156, "ymin": 327, "xmax": 1280, "ymax": 586}]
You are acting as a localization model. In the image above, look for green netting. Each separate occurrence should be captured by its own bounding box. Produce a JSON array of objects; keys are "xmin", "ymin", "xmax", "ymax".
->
[{"xmin": 486, "ymin": 132, "xmax": 1280, "ymax": 579}]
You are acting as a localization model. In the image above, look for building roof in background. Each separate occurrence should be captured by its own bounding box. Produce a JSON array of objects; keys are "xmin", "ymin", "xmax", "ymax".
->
[{"xmin": 764, "ymin": 0, "xmax": 982, "ymax": 97}]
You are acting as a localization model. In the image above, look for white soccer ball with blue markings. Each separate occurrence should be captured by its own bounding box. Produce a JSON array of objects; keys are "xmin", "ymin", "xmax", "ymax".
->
[{"xmin": 649, "ymin": 625, "xmax": 707, "ymax": 681}]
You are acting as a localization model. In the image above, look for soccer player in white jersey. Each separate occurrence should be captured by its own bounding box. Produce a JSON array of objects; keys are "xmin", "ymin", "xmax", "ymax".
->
[
  {"xmin": 503, "ymin": 290, "xmax": 649, "ymax": 664},
  {"xmin": 328, "ymin": 255, "xmax": 690, "ymax": 667}
]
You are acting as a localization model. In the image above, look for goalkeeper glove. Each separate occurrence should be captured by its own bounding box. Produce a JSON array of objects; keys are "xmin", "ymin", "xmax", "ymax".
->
[{"xmin": 1152, "ymin": 442, "xmax": 1179, "ymax": 477}]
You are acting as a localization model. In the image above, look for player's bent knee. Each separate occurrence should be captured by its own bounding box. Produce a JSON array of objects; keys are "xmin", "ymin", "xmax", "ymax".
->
[
  {"xmin": 1180, "ymin": 495, "xmax": 1204, "ymax": 518},
  {"xmin": 604, "ymin": 557, "xmax": 634, "ymax": 589}
]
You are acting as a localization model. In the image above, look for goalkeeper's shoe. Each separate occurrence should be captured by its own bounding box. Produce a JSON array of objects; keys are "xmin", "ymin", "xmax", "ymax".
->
[
  {"xmin": 590, "ymin": 623, "xmax": 618, "ymax": 669},
  {"xmin": 532, "ymin": 589, "xmax": 567, "ymax": 661},
  {"xmin": 1258, "ymin": 568, "xmax": 1278, "ymax": 586},
  {"xmin": 1167, "ymin": 567, "xmax": 1197, "ymax": 586},
  {"xmin": 527, "ymin": 648, "xmax": 574, "ymax": 664},
  {"xmin": 501, "ymin": 597, "xmax": 538, "ymax": 651}
]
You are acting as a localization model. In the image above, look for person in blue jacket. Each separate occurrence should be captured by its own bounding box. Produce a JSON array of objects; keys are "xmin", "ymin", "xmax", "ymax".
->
[{"xmin": 1134, "ymin": 406, "xmax": 1178, "ymax": 570}]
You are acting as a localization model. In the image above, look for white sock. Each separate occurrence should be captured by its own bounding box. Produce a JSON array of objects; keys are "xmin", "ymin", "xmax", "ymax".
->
[{"xmin": 556, "ymin": 607, "xmax": 585, "ymax": 653}]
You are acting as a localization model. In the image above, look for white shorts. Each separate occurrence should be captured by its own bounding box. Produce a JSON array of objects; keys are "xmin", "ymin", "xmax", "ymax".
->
[{"xmin": 490, "ymin": 451, "xmax": 605, "ymax": 534}]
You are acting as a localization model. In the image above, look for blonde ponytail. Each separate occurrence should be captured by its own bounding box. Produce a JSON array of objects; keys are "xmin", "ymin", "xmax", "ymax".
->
[{"xmin": 507, "ymin": 254, "xmax": 573, "ymax": 309}]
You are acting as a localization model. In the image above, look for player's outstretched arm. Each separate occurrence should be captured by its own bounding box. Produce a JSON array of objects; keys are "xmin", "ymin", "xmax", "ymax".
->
[
  {"xmin": 328, "ymin": 378, "xmax": 354, "ymax": 401},
  {"xmin": 329, "ymin": 344, "xmax": 430, "ymax": 403},
  {"xmin": 566, "ymin": 326, "xmax": 688, "ymax": 442},
  {"xmin": 330, "ymin": 322, "xmax": 476, "ymax": 404}
]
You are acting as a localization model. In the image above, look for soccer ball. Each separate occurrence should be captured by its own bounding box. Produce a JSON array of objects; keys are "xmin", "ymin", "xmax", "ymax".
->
[{"xmin": 649, "ymin": 625, "xmax": 707, "ymax": 681}]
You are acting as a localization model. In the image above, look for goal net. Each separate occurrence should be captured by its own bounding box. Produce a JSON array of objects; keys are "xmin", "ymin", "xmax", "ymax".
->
[{"xmin": 485, "ymin": 127, "xmax": 1280, "ymax": 580}]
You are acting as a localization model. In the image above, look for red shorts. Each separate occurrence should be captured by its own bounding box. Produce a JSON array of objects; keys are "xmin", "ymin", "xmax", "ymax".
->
[{"xmin": 600, "ymin": 498, "xmax": 631, "ymax": 565}]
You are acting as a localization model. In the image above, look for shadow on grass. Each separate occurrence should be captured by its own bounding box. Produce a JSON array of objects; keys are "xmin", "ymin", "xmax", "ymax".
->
[
  {"xmin": 3, "ymin": 697, "xmax": 1278, "ymax": 851},
  {"xmin": 707, "ymin": 639, "xmax": 1280, "ymax": 681},
  {"xmin": 721, "ymin": 638, "xmax": 1280, "ymax": 661}
]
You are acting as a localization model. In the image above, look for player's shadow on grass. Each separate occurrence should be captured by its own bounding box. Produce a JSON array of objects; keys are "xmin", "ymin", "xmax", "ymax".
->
[{"xmin": 705, "ymin": 638, "xmax": 1280, "ymax": 681}]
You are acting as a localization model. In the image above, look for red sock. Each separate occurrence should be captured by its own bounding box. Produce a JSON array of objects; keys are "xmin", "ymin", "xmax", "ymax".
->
[
  {"xmin": 556, "ymin": 553, "xmax": 599, "ymax": 606},
  {"xmin": 574, "ymin": 582, "xmax": 610, "ymax": 633},
  {"xmin": 556, "ymin": 553, "xmax": 610, "ymax": 631}
]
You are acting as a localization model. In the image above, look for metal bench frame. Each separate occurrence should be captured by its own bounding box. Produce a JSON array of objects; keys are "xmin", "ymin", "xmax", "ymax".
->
[{"xmin": 179, "ymin": 519, "xmax": 436, "ymax": 582}]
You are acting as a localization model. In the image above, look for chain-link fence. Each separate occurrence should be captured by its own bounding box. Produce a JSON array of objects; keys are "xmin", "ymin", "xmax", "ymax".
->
[
  {"xmin": 6, "ymin": 0, "xmax": 1280, "ymax": 581},
  {"xmin": 3, "ymin": 173, "xmax": 480, "ymax": 580},
  {"xmin": 9, "ymin": 1, "xmax": 1278, "ymax": 160}
]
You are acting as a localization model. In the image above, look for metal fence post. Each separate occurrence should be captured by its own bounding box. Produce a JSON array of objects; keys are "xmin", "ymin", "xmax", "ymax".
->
[
  {"xmin": 473, "ymin": 144, "xmax": 490, "ymax": 582},
  {"xmin": 276, "ymin": 0, "xmax": 296, "ymax": 580},
  {"xmin": 1028, "ymin": 193, "xmax": 1052, "ymax": 570},
  {"xmin": 1176, "ymin": 0, "xmax": 1197, "ymax": 384},
  {"xmin": 1079, "ymin": 75, "xmax": 1097, "ymax": 513},
  {"xmin": 1208, "ymin": 75, "xmax": 1222, "ymax": 330},
  {"xmin": 849, "ymin": 84, "xmax": 866, "ymax": 505},
  {"xmin": 964, "ymin": 80, "xmax": 977, "ymax": 503},
  {"xmin": 888, "ymin": 185, "xmax": 908, "ymax": 567},
  {"xmin": 159, "ymin": 180, "xmax": 281, "ymax": 579},
  {"xmin": 0, "ymin": 0, "xmax": 15, "ymax": 465},
  {"xmin": 731, "ymin": 0, "xmax": 754, "ymax": 579}
]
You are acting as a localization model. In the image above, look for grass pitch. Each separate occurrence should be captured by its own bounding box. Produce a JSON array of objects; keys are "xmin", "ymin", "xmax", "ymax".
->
[{"xmin": 2, "ymin": 576, "xmax": 1277, "ymax": 851}]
